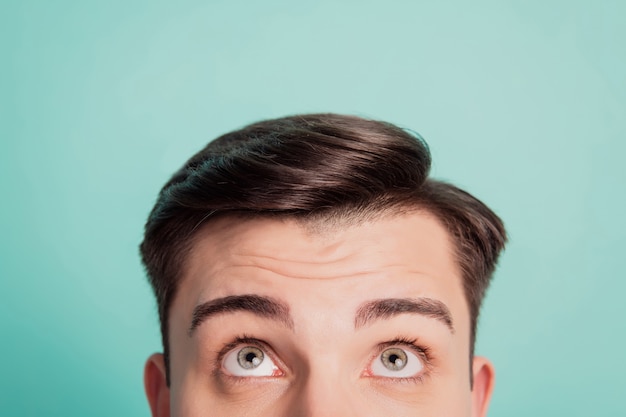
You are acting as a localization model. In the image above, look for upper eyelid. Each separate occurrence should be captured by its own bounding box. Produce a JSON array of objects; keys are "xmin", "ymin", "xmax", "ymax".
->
[
  {"xmin": 216, "ymin": 337, "xmax": 271, "ymax": 363},
  {"xmin": 376, "ymin": 340, "xmax": 431, "ymax": 361},
  {"xmin": 217, "ymin": 337, "xmax": 432, "ymax": 360}
]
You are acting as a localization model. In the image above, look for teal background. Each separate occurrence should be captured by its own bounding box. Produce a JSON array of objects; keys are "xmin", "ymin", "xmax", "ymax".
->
[{"xmin": 2, "ymin": 1, "xmax": 625, "ymax": 415}]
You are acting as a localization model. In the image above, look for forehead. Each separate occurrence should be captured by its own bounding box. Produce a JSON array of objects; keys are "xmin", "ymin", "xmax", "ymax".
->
[{"xmin": 174, "ymin": 212, "xmax": 469, "ymax": 323}]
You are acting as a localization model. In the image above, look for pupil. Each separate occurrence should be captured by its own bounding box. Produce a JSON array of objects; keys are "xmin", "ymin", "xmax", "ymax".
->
[
  {"xmin": 245, "ymin": 352, "xmax": 256, "ymax": 363},
  {"xmin": 389, "ymin": 354, "xmax": 399, "ymax": 363}
]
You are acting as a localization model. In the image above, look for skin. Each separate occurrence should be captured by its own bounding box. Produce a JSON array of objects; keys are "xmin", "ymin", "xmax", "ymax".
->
[{"xmin": 145, "ymin": 212, "xmax": 495, "ymax": 417}]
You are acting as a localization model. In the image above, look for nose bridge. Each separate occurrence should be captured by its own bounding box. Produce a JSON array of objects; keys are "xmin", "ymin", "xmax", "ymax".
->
[
  {"xmin": 285, "ymin": 296, "xmax": 366, "ymax": 417},
  {"xmin": 289, "ymin": 359, "xmax": 361, "ymax": 417}
]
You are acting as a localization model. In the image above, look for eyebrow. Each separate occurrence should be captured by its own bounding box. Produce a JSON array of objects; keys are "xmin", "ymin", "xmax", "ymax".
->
[
  {"xmin": 189, "ymin": 294, "xmax": 294, "ymax": 335},
  {"xmin": 189, "ymin": 295, "xmax": 454, "ymax": 336},
  {"xmin": 354, "ymin": 298, "xmax": 455, "ymax": 333}
]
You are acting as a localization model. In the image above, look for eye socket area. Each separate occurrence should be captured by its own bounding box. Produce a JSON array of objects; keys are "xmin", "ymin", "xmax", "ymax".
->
[
  {"xmin": 366, "ymin": 344, "xmax": 426, "ymax": 379},
  {"xmin": 222, "ymin": 344, "xmax": 283, "ymax": 377}
]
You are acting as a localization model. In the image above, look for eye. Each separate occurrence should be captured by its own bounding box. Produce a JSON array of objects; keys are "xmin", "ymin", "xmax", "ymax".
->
[
  {"xmin": 222, "ymin": 345, "xmax": 281, "ymax": 377},
  {"xmin": 370, "ymin": 346, "xmax": 424, "ymax": 378}
]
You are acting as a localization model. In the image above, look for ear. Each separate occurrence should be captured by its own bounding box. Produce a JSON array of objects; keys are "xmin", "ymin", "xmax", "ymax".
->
[
  {"xmin": 144, "ymin": 353, "xmax": 171, "ymax": 417},
  {"xmin": 471, "ymin": 356, "xmax": 495, "ymax": 417}
]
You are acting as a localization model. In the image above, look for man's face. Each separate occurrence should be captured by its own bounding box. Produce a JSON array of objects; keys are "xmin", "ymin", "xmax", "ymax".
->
[{"xmin": 145, "ymin": 212, "xmax": 494, "ymax": 417}]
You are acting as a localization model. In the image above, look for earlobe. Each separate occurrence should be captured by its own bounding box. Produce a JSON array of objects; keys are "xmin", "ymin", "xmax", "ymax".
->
[
  {"xmin": 471, "ymin": 356, "xmax": 495, "ymax": 417},
  {"xmin": 144, "ymin": 353, "xmax": 171, "ymax": 417}
]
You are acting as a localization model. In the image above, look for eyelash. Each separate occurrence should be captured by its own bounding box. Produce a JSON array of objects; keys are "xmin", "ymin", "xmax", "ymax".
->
[
  {"xmin": 214, "ymin": 335, "xmax": 434, "ymax": 383},
  {"xmin": 214, "ymin": 334, "xmax": 270, "ymax": 366}
]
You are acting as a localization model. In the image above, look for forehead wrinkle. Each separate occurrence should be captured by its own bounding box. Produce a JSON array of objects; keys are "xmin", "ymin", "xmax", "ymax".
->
[
  {"xmin": 234, "ymin": 249, "xmax": 356, "ymax": 265},
  {"xmin": 181, "ymin": 212, "xmax": 465, "ymax": 326},
  {"xmin": 222, "ymin": 256, "xmax": 422, "ymax": 282},
  {"xmin": 219, "ymin": 264, "xmax": 377, "ymax": 283}
]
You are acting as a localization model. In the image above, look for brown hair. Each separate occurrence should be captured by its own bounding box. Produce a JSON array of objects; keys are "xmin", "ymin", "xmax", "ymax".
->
[{"xmin": 140, "ymin": 113, "xmax": 506, "ymax": 381}]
